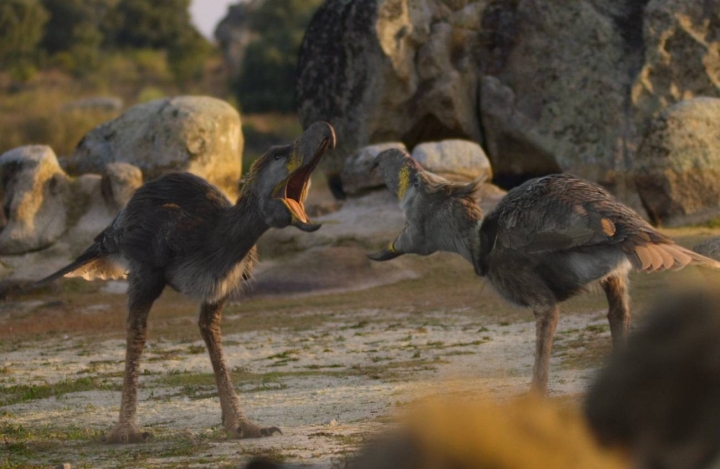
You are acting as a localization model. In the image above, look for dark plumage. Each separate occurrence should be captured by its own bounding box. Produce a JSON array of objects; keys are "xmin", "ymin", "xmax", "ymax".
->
[
  {"xmin": 37, "ymin": 122, "xmax": 336, "ymax": 442},
  {"xmin": 368, "ymin": 149, "xmax": 719, "ymax": 393}
]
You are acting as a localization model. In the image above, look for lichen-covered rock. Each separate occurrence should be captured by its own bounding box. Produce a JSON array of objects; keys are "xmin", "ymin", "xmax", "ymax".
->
[
  {"xmin": 298, "ymin": 0, "xmax": 484, "ymax": 180},
  {"xmin": 634, "ymin": 98, "xmax": 720, "ymax": 227},
  {"xmin": 0, "ymin": 146, "xmax": 70, "ymax": 254},
  {"xmin": 101, "ymin": 162, "xmax": 143, "ymax": 210},
  {"xmin": 72, "ymin": 96, "xmax": 243, "ymax": 198},
  {"xmin": 297, "ymin": 0, "xmax": 645, "ymax": 190},
  {"xmin": 411, "ymin": 140, "xmax": 492, "ymax": 182},
  {"xmin": 632, "ymin": 0, "xmax": 720, "ymax": 137},
  {"xmin": 341, "ymin": 142, "xmax": 407, "ymax": 195},
  {"xmin": 299, "ymin": 0, "xmax": 720, "ymax": 200}
]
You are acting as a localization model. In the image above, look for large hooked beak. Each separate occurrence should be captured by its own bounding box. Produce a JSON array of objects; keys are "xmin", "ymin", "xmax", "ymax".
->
[
  {"xmin": 366, "ymin": 148, "xmax": 423, "ymax": 261},
  {"xmin": 273, "ymin": 122, "xmax": 336, "ymax": 232}
]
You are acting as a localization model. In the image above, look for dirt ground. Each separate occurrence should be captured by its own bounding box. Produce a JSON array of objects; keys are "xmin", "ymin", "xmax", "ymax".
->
[{"xmin": 1, "ymin": 227, "xmax": 718, "ymax": 469}]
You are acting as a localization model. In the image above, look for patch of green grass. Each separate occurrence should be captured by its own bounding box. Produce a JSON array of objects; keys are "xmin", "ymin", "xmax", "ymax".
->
[{"xmin": 0, "ymin": 377, "xmax": 117, "ymax": 406}]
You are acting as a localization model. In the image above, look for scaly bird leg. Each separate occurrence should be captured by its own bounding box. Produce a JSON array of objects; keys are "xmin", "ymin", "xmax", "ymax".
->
[
  {"xmin": 531, "ymin": 305, "xmax": 560, "ymax": 394},
  {"xmin": 198, "ymin": 298, "xmax": 280, "ymax": 439},
  {"xmin": 601, "ymin": 274, "xmax": 631, "ymax": 347},
  {"xmin": 105, "ymin": 272, "xmax": 165, "ymax": 444}
]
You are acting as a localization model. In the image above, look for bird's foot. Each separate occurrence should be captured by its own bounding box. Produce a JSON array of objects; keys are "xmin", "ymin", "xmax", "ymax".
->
[
  {"xmin": 103, "ymin": 423, "xmax": 152, "ymax": 444},
  {"xmin": 224, "ymin": 417, "xmax": 282, "ymax": 439}
]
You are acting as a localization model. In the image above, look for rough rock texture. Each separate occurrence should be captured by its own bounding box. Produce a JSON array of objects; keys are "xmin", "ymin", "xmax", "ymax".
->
[
  {"xmin": 341, "ymin": 142, "xmax": 408, "ymax": 195},
  {"xmin": 298, "ymin": 0, "xmax": 720, "ymax": 200},
  {"xmin": 693, "ymin": 236, "xmax": 720, "ymax": 261},
  {"xmin": 0, "ymin": 146, "xmax": 70, "ymax": 255},
  {"xmin": 634, "ymin": 98, "xmax": 720, "ymax": 226},
  {"xmin": 101, "ymin": 162, "xmax": 143, "ymax": 210},
  {"xmin": 411, "ymin": 140, "xmax": 491, "ymax": 182},
  {"xmin": 214, "ymin": 1, "xmax": 264, "ymax": 80},
  {"xmin": 633, "ymin": 0, "xmax": 720, "ymax": 138},
  {"xmin": 72, "ymin": 96, "xmax": 243, "ymax": 198}
]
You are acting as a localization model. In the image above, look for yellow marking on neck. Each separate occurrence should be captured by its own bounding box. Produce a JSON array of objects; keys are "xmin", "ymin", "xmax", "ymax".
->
[
  {"xmin": 287, "ymin": 146, "xmax": 302, "ymax": 173},
  {"xmin": 397, "ymin": 165, "xmax": 411, "ymax": 200}
]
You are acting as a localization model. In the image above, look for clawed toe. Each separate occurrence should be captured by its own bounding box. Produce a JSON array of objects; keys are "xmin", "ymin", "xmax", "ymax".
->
[
  {"xmin": 260, "ymin": 426, "xmax": 282, "ymax": 437},
  {"xmin": 103, "ymin": 424, "xmax": 153, "ymax": 444},
  {"xmin": 227, "ymin": 420, "xmax": 282, "ymax": 439}
]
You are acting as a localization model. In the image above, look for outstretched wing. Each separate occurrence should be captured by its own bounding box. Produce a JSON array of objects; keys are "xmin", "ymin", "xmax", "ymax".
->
[{"xmin": 492, "ymin": 174, "xmax": 717, "ymax": 272}]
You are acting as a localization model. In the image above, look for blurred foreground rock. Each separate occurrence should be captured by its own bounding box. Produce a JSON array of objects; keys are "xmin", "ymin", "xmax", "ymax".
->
[
  {"xmin": 71, "ymin": 96, "xmax": 243, "ymax": 199},
  {"xmin": 635, "ymin": 98, "xmax": 720, "ymax": 227}
]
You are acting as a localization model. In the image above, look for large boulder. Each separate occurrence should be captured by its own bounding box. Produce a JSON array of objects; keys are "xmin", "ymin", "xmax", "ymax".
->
[
  {"xmin": 0, "ymin": 146, "xmax": 70, "ymax": 254},
  {"xmin": 634, "ymin": 98, "xmax": 720, "ymax": 227},
  {"xmin": 297, "ymin": 0, "xmax": 720, "ymax": 199},
  {"xmin": 411, "ymin": 140, "xmax": 492, "ymax": 182},
  {"xmin": 71, "ymin": 96, "xmax": 243, "ymax": 198}
]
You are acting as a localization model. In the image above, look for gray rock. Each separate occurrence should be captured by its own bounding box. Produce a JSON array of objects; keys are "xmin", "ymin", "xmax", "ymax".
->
[
  {"xmin": 693, "ymin": 237, "xmax": 720, "ymax": 261},
  {"xmin": 299, "ymin": 0, "xmax": 720, "ymax": 200},
  {"xmin": 634, "ymin": 98, "xmax": 720, "ymax": 226},
  {"xmin": 214, "ymin": 1, "xmax": 264, "ymax": 80},
  {"xmin": 632, "ymin": 0, "xmax": 720, "ymax": 138},
  {"xmin": 101, "ymin": 162, "xmax": 143, "ymax": 210},
  {"xmin": 71, "ymin": 96, "xmax": 243, "ymax": 198},
  {"xmin": 411, "ymin": 140, "xmax": 492, "ymax": 182},
  {"xmin": 341, "ymin": 142, "xmax": 407, "ymax": 195},
  {"xmin": 0, "ymin": 146, "xmax": 69, "ymax": 255}
]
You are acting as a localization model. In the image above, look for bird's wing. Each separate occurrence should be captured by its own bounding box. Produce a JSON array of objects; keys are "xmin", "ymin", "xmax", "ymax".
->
[{"xmin": 491, "ymin": 174, "xmax": 715, "ymax": 272}]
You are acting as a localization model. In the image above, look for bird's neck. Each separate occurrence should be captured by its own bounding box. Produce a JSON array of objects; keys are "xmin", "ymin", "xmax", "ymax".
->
[
  {"xmin": 435, "ymin": 202, "xmax": 484, "ymax": 270},
  {"xmin": 216, "ymin": 192, "xmax": 269, "ymax": 261}
]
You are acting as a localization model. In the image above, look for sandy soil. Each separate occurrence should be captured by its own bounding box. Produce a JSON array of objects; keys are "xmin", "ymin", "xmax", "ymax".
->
[{"xmin": 1, "ymin": 228, "xmax": 718, "ymax": 468}]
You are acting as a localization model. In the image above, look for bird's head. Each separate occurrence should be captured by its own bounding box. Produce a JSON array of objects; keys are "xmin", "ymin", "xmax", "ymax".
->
[
  {"xmin": 366, "ymin": 149, "xmax": 484, "ymax": 262},
  {"xmin": 244, "ymin": 121, "xmax": 336, "ymax": 232}
]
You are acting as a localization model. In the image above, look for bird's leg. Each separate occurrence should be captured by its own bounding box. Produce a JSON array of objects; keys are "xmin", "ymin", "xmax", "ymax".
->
[
  {"xmin": 198, "ymin": 298, "xmax": 280, "ymax": 439},
  {"xmin": 601, "ymin": 274, "xmax": 631, "ymax": 347},
  {"xmin": 531, "ymin": 305, "xmax": 560, "ymax": 394},
  {"xmin": 105, "ymin": 273, "xmax": 165, "ymax": 444}
]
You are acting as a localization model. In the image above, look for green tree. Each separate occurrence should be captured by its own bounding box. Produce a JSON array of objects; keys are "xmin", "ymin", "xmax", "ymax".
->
[
  {"xmin": 237, "ymin": 0, "xmax": 323, "ymax": 112},
  {"xmin": 0, "ymin": 0, "xmax": 48, "ymax": 74},
  {"xmin": 104, "ymin": 0, "xmax": 210, "ymax": 84},
  {"xmin": 39, "ymin": 0, "xmax": 114, "ymax": 74}
]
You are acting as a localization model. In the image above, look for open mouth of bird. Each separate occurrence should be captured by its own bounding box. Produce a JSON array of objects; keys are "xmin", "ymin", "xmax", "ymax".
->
[{"xmin": 275, "ymin": 137, "xmax": 332, "ymax": 223}]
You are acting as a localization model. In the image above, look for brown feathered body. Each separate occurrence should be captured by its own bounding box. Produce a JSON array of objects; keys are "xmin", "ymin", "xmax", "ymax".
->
[{"xmin": 476, "ymin": 174, "xmax": 714, "ymax": 308}]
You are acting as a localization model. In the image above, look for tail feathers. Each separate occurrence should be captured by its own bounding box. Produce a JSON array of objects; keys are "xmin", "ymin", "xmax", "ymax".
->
[
  {"xmin": 35, "ymin": 248, "xmax": 102, "ymax": 287},
  {"xmin": 626, "ymin": 243, "xmax": 720, "ymax": 273}
]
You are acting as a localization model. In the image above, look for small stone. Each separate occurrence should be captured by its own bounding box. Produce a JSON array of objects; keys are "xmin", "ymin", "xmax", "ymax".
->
[
  {"xmin": 55, "ymin": 463, "xmax": 72, "ymax": 469},
  {"xmin": 327, "ymin": 418, "xmax": 338, "ymax": 427}
]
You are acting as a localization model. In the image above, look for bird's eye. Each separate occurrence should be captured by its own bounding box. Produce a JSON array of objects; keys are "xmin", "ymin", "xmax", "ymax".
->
[{"xmin": 273, "ymin": 153, "xmax": 283, "ymax": 161}]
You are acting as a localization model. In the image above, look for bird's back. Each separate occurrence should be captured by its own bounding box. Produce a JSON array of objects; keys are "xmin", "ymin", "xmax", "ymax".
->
[
  {"xmin": 479, "ymin": 174, "xmax": 718, "ymax": 306},
  {"xmin": 97, "ymin": 172, "xmax": 233, "ymax": 268}
]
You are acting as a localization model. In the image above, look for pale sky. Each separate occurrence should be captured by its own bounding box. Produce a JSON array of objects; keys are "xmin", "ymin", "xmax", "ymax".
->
[{"xmin": 190, "ymin": 0, "xmax": 240, "ymax": 40}]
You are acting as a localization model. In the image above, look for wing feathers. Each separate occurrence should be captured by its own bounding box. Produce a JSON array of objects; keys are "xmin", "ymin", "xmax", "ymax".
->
[{"xmin": 628, "ymin": 243, "xmax": 720, "ymax": 273}]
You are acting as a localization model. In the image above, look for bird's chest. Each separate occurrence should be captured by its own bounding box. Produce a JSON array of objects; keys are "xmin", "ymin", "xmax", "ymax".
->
[
  {"xmin": 166, "ymin": 256, "xmax": 253, "ymax": 302},
  {"xmin": 484, "ymin": 250, "xmax": 552, "ymax": 308}
]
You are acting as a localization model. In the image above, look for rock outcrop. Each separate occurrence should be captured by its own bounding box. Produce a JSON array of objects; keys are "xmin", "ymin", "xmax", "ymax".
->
[
  {"xmin": 214, "ymin": 1, "xmax": 264, "ymax": 80},
  {"xmin": 634, "ymin": 98, "xmax": 720, "ymax": 226},
  {"xmin": 0, "ymin": 146, "xmax": 69, "ymax": 254},
  {"xmin": 0, "ymin": 145, "xmax": 145, "ymax": 260},
  {"xmin": 71, "ymin": 96, "xmax": 243, "ymax": 199},
  {"xmin": 297, "ymin": 0, "xmax": 720, "ymax": 200}
]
